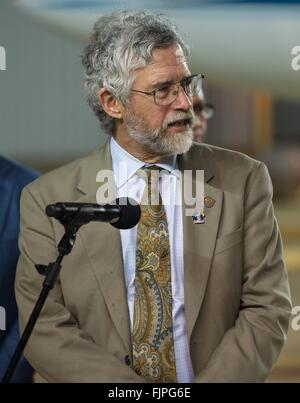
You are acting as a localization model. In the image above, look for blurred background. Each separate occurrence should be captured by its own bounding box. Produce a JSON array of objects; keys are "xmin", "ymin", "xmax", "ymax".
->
[{"xmin": 0, "ymin": 0, "xmax": 299, "ymax": 382}]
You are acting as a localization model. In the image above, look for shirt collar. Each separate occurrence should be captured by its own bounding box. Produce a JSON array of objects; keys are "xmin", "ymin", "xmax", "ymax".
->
[{"xmin": 110, "ymin": 137, "xmax": 179, "ymax": 189}]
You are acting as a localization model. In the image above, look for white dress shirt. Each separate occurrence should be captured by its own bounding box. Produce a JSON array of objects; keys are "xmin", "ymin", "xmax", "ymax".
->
[{"xmin": 110, "ymin": 136, "xmax": 194, "ymax": 383}]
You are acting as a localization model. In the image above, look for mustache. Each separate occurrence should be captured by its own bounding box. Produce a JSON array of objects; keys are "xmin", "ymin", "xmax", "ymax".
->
[{"xmin": 162, "ymin": 110, "xmax": 195, "ymax": 130}]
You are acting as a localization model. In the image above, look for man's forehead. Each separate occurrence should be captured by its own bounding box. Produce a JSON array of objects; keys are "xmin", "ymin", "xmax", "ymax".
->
[
  {"xmin": 140, "ymin": 61, "xmax": 190, "ymax": 88},
  {"xmin": 148, "ymin": 45, "xmax": 187, "ymax": 66},
  {"xmin": 139, "ymin": 47, "xmax": 189, "ymax": 78},
  {"xmin": 147, "ymin": 59, "xmax": 187, "ymax": 68},
  {"xmin": 132, "ymin": 45, "xmax": 190, "ymax": 87}
]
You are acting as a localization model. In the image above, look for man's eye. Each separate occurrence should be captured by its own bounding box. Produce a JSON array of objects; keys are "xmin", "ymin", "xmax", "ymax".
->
[
  {"xmin": 157, "ymin": 86, "xmax": 170, "ymax": 93},
  {"xmin": 156, "ymin": 86, "xmax": 171, "ymax": 99}
]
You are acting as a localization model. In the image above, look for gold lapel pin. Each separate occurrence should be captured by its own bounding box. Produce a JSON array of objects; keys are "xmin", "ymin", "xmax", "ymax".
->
[{"xmin": 204, "ymin": 196, "xmax": 215, "ymax": 208}]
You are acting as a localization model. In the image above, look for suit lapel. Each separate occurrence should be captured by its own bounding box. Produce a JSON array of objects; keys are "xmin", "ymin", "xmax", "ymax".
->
[
  {"xmin": 179, "ymin": 145, "xmax": 223, "ymax": 341},
  {"xmin": 75, "ymin": 142, "xmax": 131, "ymax": 351}
]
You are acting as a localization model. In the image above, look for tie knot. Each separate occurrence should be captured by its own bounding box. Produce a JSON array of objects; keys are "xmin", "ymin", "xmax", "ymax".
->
[
  {"xmin": 139, "ymin": 164, "xmax": 160, "ymax": 176},
  {"xmin": 137, "ymin": 166, "xmax": 162, "ymax": 205},
  {"xmin": 137, "ymin": 165, "xmax": 162, "ymax": 185}
]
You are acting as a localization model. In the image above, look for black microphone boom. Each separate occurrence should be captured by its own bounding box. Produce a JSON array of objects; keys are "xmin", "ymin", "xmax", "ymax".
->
[{"xmin": 45, "ymin": 197, "xmax": 141, "ymax": 229}]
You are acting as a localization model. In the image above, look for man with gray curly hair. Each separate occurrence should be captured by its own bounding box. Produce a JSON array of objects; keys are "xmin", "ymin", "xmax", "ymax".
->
[
  {"xmin": 15, "ymin": 10, "xmax": 291, "ymax": 383},
  {"xmin": 82, "ymin": 10, "xmax": 196, "ymax": 157}
]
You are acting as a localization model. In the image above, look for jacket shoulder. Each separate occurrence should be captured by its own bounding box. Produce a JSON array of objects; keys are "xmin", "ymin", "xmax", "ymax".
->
[
  {"xmin": 194, "ymin": 142, "xmax": 260, "ymax": 168},
  {"xmin": 24, "ymin": 148, "xmax": 101, "ymax": 203},
  {"xmin": 183, "ymin": 143, "xmax": 268, "ymax": 194},
  {"xmin": 190, "ymin": 142, "xmax": 263, "ymax": 178}
]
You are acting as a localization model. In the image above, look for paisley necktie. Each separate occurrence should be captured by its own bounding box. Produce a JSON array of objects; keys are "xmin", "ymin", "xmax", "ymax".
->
[{"xmin": 132, "ymin": 166, "xmax": 177, "ymax": 383}]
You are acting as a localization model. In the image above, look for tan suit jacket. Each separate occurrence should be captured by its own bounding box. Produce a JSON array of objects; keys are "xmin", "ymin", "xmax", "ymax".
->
[{"xmin": 15, "ymin": 142, "xmax": 292, "ymax": 382}]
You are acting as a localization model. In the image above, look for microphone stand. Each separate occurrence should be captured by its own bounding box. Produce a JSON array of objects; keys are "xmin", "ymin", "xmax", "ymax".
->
[{"xmin": 1, "ymin": 215, "xmax": 83, "ymax": 384}]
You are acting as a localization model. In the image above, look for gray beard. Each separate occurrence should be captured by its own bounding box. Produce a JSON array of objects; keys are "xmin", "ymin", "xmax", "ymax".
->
[{"xmin": 124, "ymin": 110, "xmax": 193, "ymax": 156}]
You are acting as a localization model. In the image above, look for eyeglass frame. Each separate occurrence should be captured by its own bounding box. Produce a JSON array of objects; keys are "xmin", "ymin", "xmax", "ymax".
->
[{"xmin": 130, "ymin": 73, "xmax": 205, "ymax": 106}]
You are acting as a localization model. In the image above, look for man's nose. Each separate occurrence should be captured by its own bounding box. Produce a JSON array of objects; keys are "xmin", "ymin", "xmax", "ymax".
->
[{"xmin": 172, "ymin": 85, "xmax": 192, "ymax": 110}]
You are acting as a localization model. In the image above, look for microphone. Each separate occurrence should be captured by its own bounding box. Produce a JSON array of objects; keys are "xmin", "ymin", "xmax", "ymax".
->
[{"xmin": 45, "ymin": 197, "xmax": 141, "ymax": 229}]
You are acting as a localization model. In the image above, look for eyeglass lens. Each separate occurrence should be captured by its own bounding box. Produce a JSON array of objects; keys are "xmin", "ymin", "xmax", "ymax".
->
[{"xmin": 155, "ymin": 75, "xmax": 202, "ymax": 106}]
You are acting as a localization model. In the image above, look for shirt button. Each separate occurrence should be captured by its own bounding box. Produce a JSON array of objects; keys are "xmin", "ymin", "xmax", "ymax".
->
[{"xmin": 125, "ymin": 355, "xmax": 131, "ymax": 366}]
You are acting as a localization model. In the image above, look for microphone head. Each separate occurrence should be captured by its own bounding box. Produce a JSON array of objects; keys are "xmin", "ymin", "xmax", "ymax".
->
[
  {"xmin": 111, "ymin": 197, "xmax": 141, "ymax": 230},
  {"xmin": 45, "ymin": 204, "xmax": 58, "ymax": 218}
]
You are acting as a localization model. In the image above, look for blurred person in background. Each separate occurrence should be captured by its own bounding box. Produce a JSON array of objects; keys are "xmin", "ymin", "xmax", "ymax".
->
[
  {"xmin": 0, "ymin": 156, "xmax": 38, "ymax": 382},
  {"xmin": 192, "ymin": 88, "xmax": 215, "ymax": 143}
]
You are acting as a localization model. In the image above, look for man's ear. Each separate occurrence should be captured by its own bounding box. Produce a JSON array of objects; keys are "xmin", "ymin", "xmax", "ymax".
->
[{"xmin": 98, "ymin": 88, "xmax": 124, "ymax": 119}]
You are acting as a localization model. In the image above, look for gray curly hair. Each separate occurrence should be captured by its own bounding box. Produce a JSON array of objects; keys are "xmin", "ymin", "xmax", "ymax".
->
[{"xmin": 81, "ymin": 10, "xmax": 189, "ymax": 135}]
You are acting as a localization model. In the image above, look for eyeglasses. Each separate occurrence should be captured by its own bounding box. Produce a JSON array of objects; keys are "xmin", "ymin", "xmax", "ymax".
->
[
  {"xmin": 130, "ymin": 74, "xmax": 204, "ymax": 106},
  {"xmin": 193, "ymin": 102, "xmax": 215, "ymax": 120}
]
